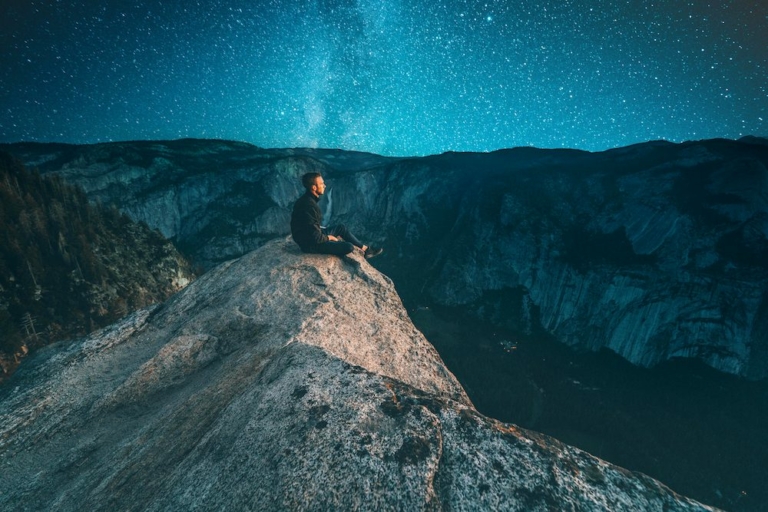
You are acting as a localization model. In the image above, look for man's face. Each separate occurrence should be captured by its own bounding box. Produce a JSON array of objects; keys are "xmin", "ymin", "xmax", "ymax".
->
[{"xmin": 311, "ymin": 176, "xmax": 326, "ymax": 197}]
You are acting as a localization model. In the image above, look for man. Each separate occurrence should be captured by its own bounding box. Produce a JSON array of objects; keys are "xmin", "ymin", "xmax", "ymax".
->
[{"xmin": 290, "ymin": 172, "xmax": 383, "ymax": 258}]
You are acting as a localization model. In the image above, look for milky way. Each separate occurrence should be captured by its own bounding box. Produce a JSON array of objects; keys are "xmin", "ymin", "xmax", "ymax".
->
[{"xmin": 1, "ymin": 0, "xmax": 766, "ymax": 156}]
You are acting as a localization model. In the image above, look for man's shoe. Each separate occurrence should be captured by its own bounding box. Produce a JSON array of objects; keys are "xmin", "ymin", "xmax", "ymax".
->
[{"xmin": 364, "ymin": 246, "xmax": 383, "ymax": 259}]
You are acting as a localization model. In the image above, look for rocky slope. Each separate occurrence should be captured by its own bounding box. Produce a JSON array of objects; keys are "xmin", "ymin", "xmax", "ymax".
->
[
  {"xmin": 0, "ymin": 238, "xmax": 715, "ymax": 511},
  {"xmin": 2, "ymin": 137, "xmax": 767, "ymax": 380}
]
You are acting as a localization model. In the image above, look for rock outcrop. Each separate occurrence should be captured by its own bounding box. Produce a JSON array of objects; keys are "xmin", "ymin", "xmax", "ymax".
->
[
  {"xmin": 3, "ymin": 138, "xmax": 768, "ymax": 379},
  {"xmin": 0, "ymin": 239, "xmax": 715, "ymax": 511}
]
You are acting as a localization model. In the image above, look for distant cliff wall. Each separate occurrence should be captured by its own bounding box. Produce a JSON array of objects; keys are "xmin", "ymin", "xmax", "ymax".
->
[
  {"xmin": 327, "ymin": 140, "xmax": 768, "ymax": 380},
  {"xmin": 4, "ymin": 138, "xmax": 768, "ymax": 379}
]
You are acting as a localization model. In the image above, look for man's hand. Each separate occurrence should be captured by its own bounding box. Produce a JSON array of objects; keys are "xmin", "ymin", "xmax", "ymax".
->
[{"xmin": 327, "ymin": 235, "xmax": 341, "ymax": 242}]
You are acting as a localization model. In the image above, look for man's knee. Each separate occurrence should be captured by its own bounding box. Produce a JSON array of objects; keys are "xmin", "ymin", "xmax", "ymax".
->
[{"xmin": 339, "ymin": 241, "xmax": 354, "ymax": 255}]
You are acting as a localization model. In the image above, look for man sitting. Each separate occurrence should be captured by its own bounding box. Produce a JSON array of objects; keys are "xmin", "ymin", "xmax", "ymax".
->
[{"xmin": 290, "ymin": 172, "xmax": 383, "ymax": 259}]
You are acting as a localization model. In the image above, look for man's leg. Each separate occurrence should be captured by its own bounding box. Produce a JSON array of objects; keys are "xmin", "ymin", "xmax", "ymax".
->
[
  {"xmin": 311, "ymin": 240, "xmax": 355, "ymax": 256},
  {"xmin": 327, "ymin": 224, "xmax": 383, "ymax": 259},
  {"xmin": 326, "ymin": 224, "xmax": 364, "ymax": 249}
]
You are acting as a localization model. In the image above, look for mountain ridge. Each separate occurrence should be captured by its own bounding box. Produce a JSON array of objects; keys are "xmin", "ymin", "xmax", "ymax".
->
[
  {"xmin": 2, "ymin": 138, "xmax": 763, "ymax": 509},
  {"xmin": 4, "ymin": 136, "xmax": 765, "ymax": 379}
]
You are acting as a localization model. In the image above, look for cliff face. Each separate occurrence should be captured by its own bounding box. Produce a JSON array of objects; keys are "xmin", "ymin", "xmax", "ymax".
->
[
  {"xmin": 0, "ymin": 239, "xmax": 715, "ymax": 511},
  {"xmin": 3, "ymin": 138, "xmax": 767, "ymax": 379},
  {"xmin": 330, "ymin": 140, "xmax": 768, "ymax": 381},
  {"xmin": 2, "ymin": 140, "xmax": 398, "ymax": 267}
]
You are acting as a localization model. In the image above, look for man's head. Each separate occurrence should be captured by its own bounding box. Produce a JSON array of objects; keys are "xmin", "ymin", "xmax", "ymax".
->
[{"xmin": 302, "ymin": 172, "xmax": 326, "ymax": 198}]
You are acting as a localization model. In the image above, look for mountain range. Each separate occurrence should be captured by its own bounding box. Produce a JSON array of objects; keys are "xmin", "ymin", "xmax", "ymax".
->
[
  {"xmin": 2, "ymin": 137, "xmax": 767, "ymax": 510},
  {"xmin": 4, "ymin": 137, "xmax": 768, "ymax": 379}
]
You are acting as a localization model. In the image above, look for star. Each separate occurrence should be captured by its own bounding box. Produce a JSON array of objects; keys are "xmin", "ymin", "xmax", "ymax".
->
[{"xmin": 0, "ymin": 0, "xmax": 765, "ymax": 155}]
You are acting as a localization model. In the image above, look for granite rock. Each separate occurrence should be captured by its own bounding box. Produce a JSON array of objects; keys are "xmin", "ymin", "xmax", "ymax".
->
[{"xmin": 0, "ymin": 239, "xmax": 716, "ymax": 511}]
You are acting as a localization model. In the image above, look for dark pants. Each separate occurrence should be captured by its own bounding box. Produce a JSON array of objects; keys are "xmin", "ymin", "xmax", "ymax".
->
[{"xmin": 306, "ymin": 224, "xmax": 363, "ymax": 256}]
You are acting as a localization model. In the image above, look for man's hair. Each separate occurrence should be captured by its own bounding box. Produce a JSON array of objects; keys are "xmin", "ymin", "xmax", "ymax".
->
[{"xmin": 301, "ymin": 172, "xmax": 322, "ymax": 190}]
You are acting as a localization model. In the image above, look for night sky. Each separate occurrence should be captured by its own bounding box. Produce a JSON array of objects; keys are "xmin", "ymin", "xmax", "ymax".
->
[{"xmin": 1, "ymin": 1, "xmax": 766, "ymax": 156}]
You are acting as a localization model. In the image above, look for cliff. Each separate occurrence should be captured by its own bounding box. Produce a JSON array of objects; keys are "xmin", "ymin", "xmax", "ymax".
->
[
  {"xmin": 0, "ymin": 140, "xmax": 398, "ymax": 266},
  {"xmin": 0, "ymin": 239, "xmax": 715, "ymax": 511},
  {"xmin": 2, "ymin": 138, "xmax": 767, "ymax": 380}
]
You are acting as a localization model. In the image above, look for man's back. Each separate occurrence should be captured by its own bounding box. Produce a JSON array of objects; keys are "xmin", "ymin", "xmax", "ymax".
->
[{"xmin": 291, "ymin": 191, "xmax": 325, "ymax": 251}]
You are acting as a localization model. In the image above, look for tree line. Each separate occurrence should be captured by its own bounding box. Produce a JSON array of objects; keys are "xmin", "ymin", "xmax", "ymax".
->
[{"xmin": 0, "ymin": 152, "xmax": 194, "ymax": 381}]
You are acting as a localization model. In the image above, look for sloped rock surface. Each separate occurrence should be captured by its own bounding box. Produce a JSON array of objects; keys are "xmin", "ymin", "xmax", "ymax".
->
[{"xmin": 0, "ymin": 238, "xmax": 715, "ymax": 511}]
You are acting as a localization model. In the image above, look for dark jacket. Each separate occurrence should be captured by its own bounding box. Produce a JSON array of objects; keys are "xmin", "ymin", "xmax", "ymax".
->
[{"xmin": 290, "ymin": 191, "xmax": 328, "ymax": 251}]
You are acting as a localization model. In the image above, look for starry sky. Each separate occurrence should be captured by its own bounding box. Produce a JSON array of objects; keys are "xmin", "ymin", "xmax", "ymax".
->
[{"xmin": 1, "ymin": 0, "xmax": 766, "ymax": 156}]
